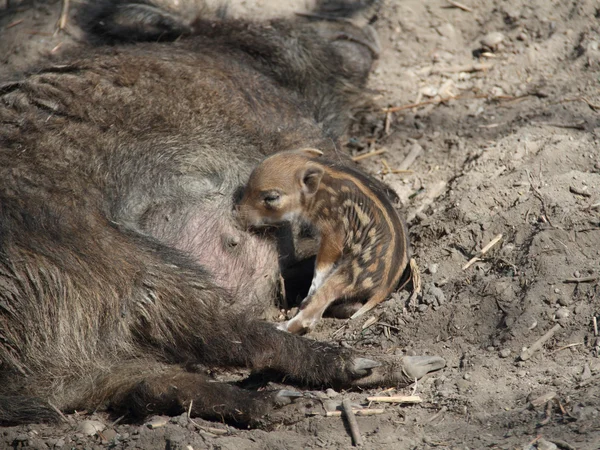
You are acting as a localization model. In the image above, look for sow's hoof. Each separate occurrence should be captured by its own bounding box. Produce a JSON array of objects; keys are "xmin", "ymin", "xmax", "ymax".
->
[{"xmin": 350, "ymin": 355, "xmax": 446, "ymax": 387}]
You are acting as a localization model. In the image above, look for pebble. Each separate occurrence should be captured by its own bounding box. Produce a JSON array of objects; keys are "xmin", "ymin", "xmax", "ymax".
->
[
  {"xmin": 463, "ymin": 373, "xmax": 471, "ymax": 380},
  {"xmin": 456, "ymin": 379, "xmax": 470, "ymax": 393},
  {"xmin": 481, "ymin": 31, "xmax": 505, "ymax": 48},
  {"xmin": 555, "ymin": 308, "xmax": 570, "ymax": 320},
  {"xmin": 77, "ymin": 420, "xmax": 106, "ymax": 436},
  {"xmin": 536, "ymin": 438, "xmax": 558, "ymax": 450},
  {"xmin": 417, "ymin": 304, "xmax": 429, "ymax": 313},
  {"xmin": 325, "ymin": 388, "xmax": 339, "ymax": 398},
  {"xmin": 102, "ymin": 429, "xmax": 117, "ymax": 442},
  {"xmin": 499, "ymin": 349, "xmax": 512, "ymax": 358},
  {"xmin": 428, "ymin": 263, "xmax": 439, "ymax": 274},
  {"xmin": 573, "ymin": 270, "xmax": 581, "ymax": 278},
  {"xmin": 557, "ymin": 295, "xmax": 570, "ymax": 306},
  {"xmin": 581, "ymin": 364, "xmax": 592, "ymax": 381},
  {"xmin": 146, "ymin": 416, "xmax": 169, "ymax": 429},
  {"xmin": 55, "ymin": 439, "xmax": 65, "ymax": 448}
]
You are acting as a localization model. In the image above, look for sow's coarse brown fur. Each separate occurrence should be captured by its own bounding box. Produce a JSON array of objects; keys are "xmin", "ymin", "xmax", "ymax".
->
[{"xmin": 0, "ymin": 0, "xmax": 438, "ymax": 426}]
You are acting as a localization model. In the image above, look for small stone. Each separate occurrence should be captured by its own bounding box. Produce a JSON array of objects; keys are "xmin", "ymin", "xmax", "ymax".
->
[
  {"xmin": 15, "ymin": 434, "xmax": 29, "ymax": 442},
  {"xmin": 55, "ymin": 439, "xmax": 65, "ymax": 448},
  {"xmin": 554, "ymin": 288, "xmax": 561, "ymax": 294},
  {"xmin": 463, "ymin": 373, "xmax": 471, "ymax": 380},
  {"xmin": 314, "ymin": 391, "xmax": 329, "ymax": 399},
  {"xmin": 536, "ymin": 438, "xmax": 558, "ymax": 450},
  {"xmin": 323, "ymin": 400, "xmax": 340, "ymax": 413},
  {"xmin": 421, "ymin": 86, "xmax": 438, "ymax": 97},
  {"xmin": 557, "ymin": 295, "xmax": 570, "ymax": 307},
  {"xmin": 456, "ymin": 379, "xmax": 470, "ymax": 393},
  {"xmin": 417, "ymin": 304, "xmax": 429, "ymax": 313},
  {"xmin": 77, "ymin": 420, "xmax": 106, "ymax": 436},
  {"xmin": 529, "ymin": 391, "xmax": 556, "ymax": 407},
  {"xmin": 481, "ymin": 31, "xmax": 505, "ymax": 49},
  {"xmin": 573, "ymin": 270, "xmax": 581, "ymax": 278},
  {"xmin": 146, "ymin": 416, "xmax": 169, "ymax": 429},
  {"xmin": 487, "ymin": 346, "xmax": 496, "ymax": 352},
  {"xmin": 555, "ymin": 308, "xmax": 570, "ymax": 320},
  {"xmin": 581, "ymin": 364, "xmax": 592, "ymax": 381},
  {"xmin": 428, "ymin": 263, "xmax": 439, "ymax": 274},
  {"xmin": 325, "ymin": 388, "xmax": 339, "ymax": 398},
  {"xmin": 102, "ymin": 429, "xmax": 117, "ymax": 442},
  {"xmin": 430, "ymin": 285, "xmax": 446, "ymax": 305},
  {"xmin": 499, "ymin": 349, "xmax": 511, "ymax": 358},
  {"xmin": 517, "ymin": 370, "xmax": 527, "ymax": 378}
]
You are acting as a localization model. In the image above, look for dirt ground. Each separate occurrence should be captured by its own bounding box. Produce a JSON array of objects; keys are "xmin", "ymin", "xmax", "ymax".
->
[{"xmin": 1, "ymin": 0, "xmax": 600, "ymax": 449}]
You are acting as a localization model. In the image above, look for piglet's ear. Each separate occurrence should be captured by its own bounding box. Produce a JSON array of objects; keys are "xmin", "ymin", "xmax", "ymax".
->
[
  {"xmin": 296, "ymin": 148, "xmax": 324, "ymax": 158},
  {"xmin": 299, "ymin": 165, "xmax": 324, "ymax": 196}
]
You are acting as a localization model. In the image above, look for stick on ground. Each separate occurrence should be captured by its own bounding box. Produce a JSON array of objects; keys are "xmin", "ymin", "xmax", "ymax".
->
[
  {"xmin": 445, "ymin": 0, "xmax": 473, "ymax": 12},
  {"xmin": 57, "ymin": 0, "xmax": 70, "ymax": 31},
  {"xmin": 462, "ymin": 234, "xmax": 503, "ymax": 270},
  {"xmin": 352, "ymin": 149, "xmax": 386, "ymax": 162},
  {"xmin": 520, "ymin": 324, "xmax": 562, "ymax": 361},
  {"xmin": 322, "ymin": 409, "xmax": 385, "ymax": 417},
  {"xmin": 366, "ymin": 395, "xmax": 422, "ymax": 403},
  {"xmin": 342, "ymin": 398, "xmax": 363, "ymax": 447}
]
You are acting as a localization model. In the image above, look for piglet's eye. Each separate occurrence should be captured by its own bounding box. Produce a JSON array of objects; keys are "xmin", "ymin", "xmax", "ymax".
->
[{"xmin": 261, "ymin": 191, "xmax": 281, "ymax": 207}]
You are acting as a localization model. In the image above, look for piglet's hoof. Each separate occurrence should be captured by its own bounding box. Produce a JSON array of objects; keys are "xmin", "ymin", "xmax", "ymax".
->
[{"xmin": 351, "ymin": 355, "xmax": 446, "ymax": 388}]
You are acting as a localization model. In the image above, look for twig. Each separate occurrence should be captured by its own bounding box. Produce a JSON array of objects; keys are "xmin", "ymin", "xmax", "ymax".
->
[
  {"xmin": 406, "ymin": 181, "xmax": 447, "ymax": 223},
  {"xmin": 426, "ymin": 406, "xmax": 447, "ymax": 423},
  {"xmin": 384, "ymin": 111, "xmax": 392, "ymax": 135},
  {"xmin": 411, "ymin": 377, "xmax": 418, "ymax": 396},
  {"xmin": 462, "ymin": 234, "xmax": 503, "ymax": 270},
  {"xmin": 366, "ymin": 395, "xmax": 422, "ymax": 403},
  {"xmin": 110, "ymin": 415, "xmax": 126, "ymax": 427},
  {"xmin": 555, "ymin": 96, "xmax": 600, "ymax": 112},
  {"xmin": 527, "ymin": 169, "xmax": 557, "ymax": 228},
  {"xmin": 563, "ymin": 276, "xmax": 597, "ymax": 284},
  {"xmin": 531, "ymin": 120, "xmax": 586, "ymax": 131},
  {"xmin": 549, "ymin": 342, "xmax": 584, "ymax": 355},
  {"xmin": 322, "ymin": 408, "xmax": 385, "ymax": 417},
  {"xmin": 520, "ymin": 324, "xmax": 562, "ymax": 361},
  {"xmin": 383, "ymin": 91, "xmax": 537, "ymax": 113},
  {"xmin": 384, "ymin": 96, "xmax": 461, "ymax": 113},
  {"xmin": 429, "ymin": 63, "xmax": 493, "ymax": 75},
  {"xmin": 57, "ymin": 0, "xmax": 70, "ymax": 31},
  {"xmin": 569, "ymin": 186, "xmax": 592, "ymax": 197},
  {"xmin": 594, "ymin": 317, "xmax": 598, "ymax": 337},
  {"xmin": 398, "ymin": 142, "xmax": 423, "ymax": 171},
  {"xmin": 377, "ymin": 322, "xmax": 401, "ymax": 332},
  {"xmin": 48, "ymin": 401, "xmax": 71, "ymax": 424},
  {"xmin": 186, "ymin": 400, "xmax": 228, "ymax": 435},
  {"xmin": 342, "ymin": 398, "xmax": 363, "ymax": 447},
  {"xmin": 444, "ymin": 0, "xmax": 472, "ymax": 12},
  {"xmin": 6, "ymin": 18, "xmax": 23, "ymax": 29},
  {"xmin": 352, "ymin": 149, "xmax": 386, "ymax": 162}
]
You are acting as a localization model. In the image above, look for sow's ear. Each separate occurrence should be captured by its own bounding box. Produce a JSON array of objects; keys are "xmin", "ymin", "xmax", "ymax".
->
[{"xmin": 299, "ymin": 165, "xmax": 324, "ymax": 196}]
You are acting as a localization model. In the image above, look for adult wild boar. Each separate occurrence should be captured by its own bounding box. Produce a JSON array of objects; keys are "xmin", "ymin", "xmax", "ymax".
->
[{"xmin": 0, "ymin": 0, "xmax": 444, "ymax": 426}]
